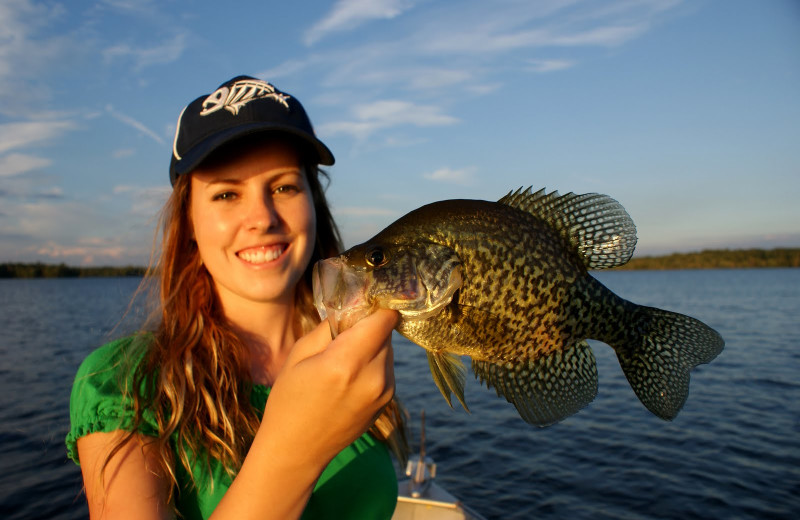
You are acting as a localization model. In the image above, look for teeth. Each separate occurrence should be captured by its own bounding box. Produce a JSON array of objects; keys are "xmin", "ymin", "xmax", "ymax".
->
[{"xmin": 238, "ymin": 246, "xmax": 285, "ymax": 264}]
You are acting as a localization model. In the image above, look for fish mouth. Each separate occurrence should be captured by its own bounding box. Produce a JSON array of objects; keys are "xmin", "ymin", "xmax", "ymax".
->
[
  {"xmin": 312, "ymin": 257, "xmax": 374, "ymax": 337},
  {"xmin": 312, "ymin": 248, "xmax": 463, "ymax": 336}
]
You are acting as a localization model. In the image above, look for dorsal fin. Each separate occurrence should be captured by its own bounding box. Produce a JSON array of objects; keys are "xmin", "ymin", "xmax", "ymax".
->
[{"xmin": 498, "ymin": 187, "xmax": 637, "ymax": 269}]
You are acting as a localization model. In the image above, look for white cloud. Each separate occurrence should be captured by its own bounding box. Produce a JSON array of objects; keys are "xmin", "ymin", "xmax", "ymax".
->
[
  {"xmin": 406, "ymin": 69, "xmax": 473, "ymax": 90},
  {"xmin": 35, "ymin": 240, "xmax": 127, "ymax": 265},
  {"xmin": 0, "ymin": 191, "xmax": 159, "ymax": 265},
  {"xmin": 113, "ymin": 184, "xmax": 172, "ymax": 217},
  {"xmin": 102, "ymin": 33, "xmax": 187, "ymax": 70},
  {"xmin": 279, "ymin": 0, "xmax": 681, "ymax": 129},
  {"xmin": 305, "ymin": 0, "xmax": 415, "ymax": 45},
  {"xmin": 319, "ymin": 100, "xmax": 458, "ymax": 140},
  {"xmin": 423, "ymin": 166, "xmax": 477, "ymax": 185},
  {"xmin": 99, "ymin": 0, "xmax": 158, "ymax": 13},
  {"xmin": 464, "ymin": 83, "xmax": 503, "ymax": 96},
  {"xmin": 548, "ymin": 24, "xmax": 647, "ymax": 47},
  {"xmin": 0, "ymin": 0, "xmax": 76, "ymax": 117},
  {"xmin": 0, "ymin": 121, "xmax": 75, "ymax": 155},
  {"xmin": 422, "ymin": 21, "xmax": 647, "ymax": 54},
  {"xmin": 0, "ymin": 153, "xmax": 52, "ymax": 177},
  {"xmin": 527, "ymin": 59, "xmax": 576, "ymax": 73},
  {"xmin": 106, "ymin": 105, "xmax": 165, "ymax": 145},
  {"xmin": 258, "ymin": 59, "xmax": 312, "ymax": 81}
]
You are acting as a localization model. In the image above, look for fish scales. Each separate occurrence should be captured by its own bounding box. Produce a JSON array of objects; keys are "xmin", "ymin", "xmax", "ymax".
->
[
  {"xmin": 387, "ymin": 199, "xmax": 583, "ymax": 360},
  {"xmin": 313, "ymin": 188, "xmax": 724, "ymax": 427}
]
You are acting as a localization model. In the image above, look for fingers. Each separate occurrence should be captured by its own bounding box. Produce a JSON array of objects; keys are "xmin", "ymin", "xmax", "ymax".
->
[
  {"xmin": 283, "ymin": 315, "xmax": 333, "ymax": 368},
  {"xmin": 288, "ymin": 309, "xmax": 398, "ymax": 368},
  {"xmin": 261, "ymin": 310, "xmax": 399, "ymax": 466},
  {"xmin": 330, "ymin": 309, "xmax": 399, "ymax": 360},
  {"xmin": 323, "ymin": 309, "xmax": 398, "ymax": 405}
]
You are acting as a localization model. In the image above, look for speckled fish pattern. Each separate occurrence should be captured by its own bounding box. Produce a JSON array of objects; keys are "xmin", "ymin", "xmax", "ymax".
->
[{"xmin": 313, "ymin": 188, "xmax": 724, "ymax": 426}]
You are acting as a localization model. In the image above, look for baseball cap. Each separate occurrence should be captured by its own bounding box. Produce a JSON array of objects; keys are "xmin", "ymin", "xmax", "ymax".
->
[{"xmin": 169, "ymin": 75, "xmax": 334, "ymax": 185}]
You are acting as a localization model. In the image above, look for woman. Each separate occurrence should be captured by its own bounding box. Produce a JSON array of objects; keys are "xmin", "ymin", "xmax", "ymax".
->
[{"xmin": 66, "ymin": 76, "xmax": 406, "ymax": 519}]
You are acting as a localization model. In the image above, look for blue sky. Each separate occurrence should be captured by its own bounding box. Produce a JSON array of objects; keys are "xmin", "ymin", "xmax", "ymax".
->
[{"xmin": 1, "ymin": 0, "xmax": 798, "ymax": 266}]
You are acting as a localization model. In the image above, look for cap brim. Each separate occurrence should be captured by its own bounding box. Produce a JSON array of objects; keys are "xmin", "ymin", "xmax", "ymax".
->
[{"xmin": 170, "ymin": 123, "xmax": 334, "ymax": 181}]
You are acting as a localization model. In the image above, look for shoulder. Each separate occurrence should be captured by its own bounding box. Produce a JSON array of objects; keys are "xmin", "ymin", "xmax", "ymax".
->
[
  {"xmin": 71, "ymin": 333, "xmax": 155, "ymax": 407},
  {"xmin": 66, "ymin": 333, "xmax": 157, "ymax": 463},
  {"xmin": 74, "ymin": 334, "xmax": 151, "ymax": 384}
]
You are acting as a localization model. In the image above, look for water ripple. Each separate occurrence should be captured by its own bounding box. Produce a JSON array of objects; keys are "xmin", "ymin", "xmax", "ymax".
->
[{"xmin": 1, "ymin": 271, "xmax": 799, "ymax": 519}]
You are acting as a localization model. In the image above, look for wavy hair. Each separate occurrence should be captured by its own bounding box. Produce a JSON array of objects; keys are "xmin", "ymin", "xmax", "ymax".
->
[{"xmin": 107, "ymin": 145, "xmax": 407, "ymax": 502}]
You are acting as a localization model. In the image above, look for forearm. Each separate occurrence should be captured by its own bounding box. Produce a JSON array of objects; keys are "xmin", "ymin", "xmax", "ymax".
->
[
  {"xmin": 210, "ymin": 310, "xmax": 398, "ymax": 519},
  {"xmin": 208, "ymin": 412, "xmax": 329, "ymax": 520}
]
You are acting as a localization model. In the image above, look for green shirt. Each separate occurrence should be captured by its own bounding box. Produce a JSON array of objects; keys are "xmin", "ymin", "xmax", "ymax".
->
[{"xmin": 66, "ymin": 336, "xmax": 398, "ymax": 519}]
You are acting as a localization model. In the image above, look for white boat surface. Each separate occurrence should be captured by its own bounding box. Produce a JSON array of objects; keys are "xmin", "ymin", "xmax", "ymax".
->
[
  {"xmin": 394, "ymin": 477, "xmax": 487, "ymax": 520},
  {"xmin": 392, "ymin": 411, "xmax": 487, "ymax": 520}
]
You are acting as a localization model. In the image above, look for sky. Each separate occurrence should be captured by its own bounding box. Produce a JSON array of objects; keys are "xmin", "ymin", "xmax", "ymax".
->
[{"xmin": 0, "ymin": 0, "xmax": 798, "ymax": 266}]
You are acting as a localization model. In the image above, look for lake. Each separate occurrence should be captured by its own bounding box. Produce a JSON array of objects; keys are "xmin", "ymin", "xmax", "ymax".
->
[{"xmin": 0, "ymin": 269, "xmax": 798, "ymax": 519}]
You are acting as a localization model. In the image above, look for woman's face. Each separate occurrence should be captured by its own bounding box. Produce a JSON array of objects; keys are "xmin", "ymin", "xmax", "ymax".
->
[{"xmin": 189, "ymin": 139, "xmax": 316, "ymax": 311}]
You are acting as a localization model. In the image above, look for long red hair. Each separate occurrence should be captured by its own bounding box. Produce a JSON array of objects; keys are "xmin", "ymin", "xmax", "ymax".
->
[{"xmin": 108, "ymin": 148, "xmax": 406, "ymax": 500}]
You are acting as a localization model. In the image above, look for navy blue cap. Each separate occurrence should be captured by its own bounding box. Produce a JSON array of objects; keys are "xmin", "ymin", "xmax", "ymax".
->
[{"xmin": 169, "ymin": 75, "xmax": 334, "ymax": 185}]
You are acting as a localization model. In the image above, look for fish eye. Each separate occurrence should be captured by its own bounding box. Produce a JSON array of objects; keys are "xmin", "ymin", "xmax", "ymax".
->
[{"xmin": 365, "ymin": 247, "xmax": 388, "ymax": 268}]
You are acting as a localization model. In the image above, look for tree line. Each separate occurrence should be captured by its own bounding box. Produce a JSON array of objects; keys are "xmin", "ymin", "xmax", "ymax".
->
[
  {"xmin": 612, "ymin": 248, "xmax": 800, "ymax": 270},
  {"xmin": 0, "ymin": 262, "xmax": 146, "ymax": 278},
  {"xmin": 1, "ymin": 249, "xmax": 798, "ymax": 278}
]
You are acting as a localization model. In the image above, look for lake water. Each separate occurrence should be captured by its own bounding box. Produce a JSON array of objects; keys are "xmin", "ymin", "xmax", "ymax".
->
[{"xmin": 0, "ymin": 269, "xmax": 798, "ymax": 519}]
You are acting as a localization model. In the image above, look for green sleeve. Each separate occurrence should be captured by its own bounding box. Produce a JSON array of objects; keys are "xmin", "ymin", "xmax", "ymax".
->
[{"xmin": 65, "ymin": 335, "xmax": 159, "ymax": 464}]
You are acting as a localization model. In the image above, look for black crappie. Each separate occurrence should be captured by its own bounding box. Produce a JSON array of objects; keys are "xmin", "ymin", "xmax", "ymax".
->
[{"xmin": 312, "ymin": 188, "xmax": 724, "ymax": 426}]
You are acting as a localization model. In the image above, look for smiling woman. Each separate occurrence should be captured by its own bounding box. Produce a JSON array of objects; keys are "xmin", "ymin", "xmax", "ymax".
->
[
  {"xmin": 65, "ymin": 75, "xmax": 407, "ymax": 520},
  {"xmin": 190, "ymin": 138, "xmax": 317, "ymax": 317}
]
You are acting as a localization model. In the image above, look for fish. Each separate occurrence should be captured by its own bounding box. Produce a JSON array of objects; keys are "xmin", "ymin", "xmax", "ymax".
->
[{"xmin": 312, "ymin": 188, "xmax": 724, "ymax": 426}]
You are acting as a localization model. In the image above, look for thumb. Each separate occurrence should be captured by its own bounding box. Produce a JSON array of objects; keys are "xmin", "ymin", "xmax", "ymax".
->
[{"xmin": 285, "ymin": 319, "xmax": 333, "ymax": 366}]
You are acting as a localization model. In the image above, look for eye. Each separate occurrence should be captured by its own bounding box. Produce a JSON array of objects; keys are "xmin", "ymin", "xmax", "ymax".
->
[
  {"xmin": 212, "ymin": 191, "xmax": 238, "ymax": 201},
  {"xmin": 274, "ymin": 184, "xmax": 300, "ymax": 195},
  {"xmin": 365, "ymin": 246, "xmax": 388, "ymax": 268}
]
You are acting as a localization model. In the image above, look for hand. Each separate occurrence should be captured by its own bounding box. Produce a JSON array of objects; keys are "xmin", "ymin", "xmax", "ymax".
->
[
  {"xmin": 262, "ymin": 309, "xmax": 399, "ymax": 467},
  {"xmin": 206, "ymin": 309, "xmax": 400, "ymax": 519}
]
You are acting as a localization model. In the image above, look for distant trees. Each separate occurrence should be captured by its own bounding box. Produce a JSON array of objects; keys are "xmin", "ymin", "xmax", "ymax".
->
[
  {"xmin": 0, "ymin": 262, "xmax": 147, "ymax": 278},
  {"xmin": 614, "ymin": 248, "xmax": 800, "ymax": 270},
  {"xmin": 1, "ymin": 249, "xmax": 798, "ymax": 278}
]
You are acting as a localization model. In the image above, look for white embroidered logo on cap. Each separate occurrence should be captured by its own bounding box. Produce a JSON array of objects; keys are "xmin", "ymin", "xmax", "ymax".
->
[{"xmin": 200, "ymin": 79, "xmax": 290, "ymax": 116}]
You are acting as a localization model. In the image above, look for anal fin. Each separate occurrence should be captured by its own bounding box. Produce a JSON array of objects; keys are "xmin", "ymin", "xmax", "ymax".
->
[
  {"xmin": 472, "ymin": 341, "xmax": 598, "ymax": 426},
  {"xmin": 427, "ymin": 351, "xmax": 470, "ymax": 412}
]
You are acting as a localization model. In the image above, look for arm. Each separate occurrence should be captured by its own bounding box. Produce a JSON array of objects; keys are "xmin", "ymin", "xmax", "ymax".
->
[
  {"xmin": 211, "ymin": 308, "xmax": 399, "ymax": 519},
  {"xmin": 77, "ymin": 431, "xmax": 174, "ymax": 520},
  {"xmin": 76, "ymin": 309, "xmax": 398, "ymax": 520}
]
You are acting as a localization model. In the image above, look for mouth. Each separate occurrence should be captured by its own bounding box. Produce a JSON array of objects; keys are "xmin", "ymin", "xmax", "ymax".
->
[
  {"xmin": 312, "ymin": 257, "xmax": 374, "ymax": 337},
  {"xmin": 236, "ymin": 244, "xmax": 288, "ymax": 265}
]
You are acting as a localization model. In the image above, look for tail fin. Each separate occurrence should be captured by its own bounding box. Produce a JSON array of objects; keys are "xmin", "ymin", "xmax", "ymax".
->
[{"xmin": 614, "ymin": 306, "xmax": 724, "ymax": 420}]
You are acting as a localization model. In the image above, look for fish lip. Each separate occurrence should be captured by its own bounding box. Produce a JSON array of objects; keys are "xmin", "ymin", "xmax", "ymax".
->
[
  {"xmin": 312, "ymin": 257, "xmax": 374, "ymax": 335},
  {"xmin": 312, "ymin": 261, "xmax": 328, "ymax": 320}
]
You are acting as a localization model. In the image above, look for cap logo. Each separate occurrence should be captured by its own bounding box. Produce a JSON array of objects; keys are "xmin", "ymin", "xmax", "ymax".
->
[{"xmin": 200, "ymin": 79, "xmax": 291, "ymax": 116}]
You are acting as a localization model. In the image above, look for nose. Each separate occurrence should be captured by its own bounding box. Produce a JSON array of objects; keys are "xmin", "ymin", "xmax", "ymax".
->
[{"xmin": 245, "ymin": 192, "xmax": 280, "ymax": 232}]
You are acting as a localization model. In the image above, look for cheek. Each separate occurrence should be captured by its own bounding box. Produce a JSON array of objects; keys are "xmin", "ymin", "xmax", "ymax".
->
[{"xmin": 190, "ymin": 201, "xmax": 232, "ymax": 258}]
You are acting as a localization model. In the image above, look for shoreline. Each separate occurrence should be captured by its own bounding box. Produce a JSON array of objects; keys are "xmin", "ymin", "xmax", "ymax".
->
[{"xmin": 1, "ymin": 248, "xmax": 798, "ymax": 278}]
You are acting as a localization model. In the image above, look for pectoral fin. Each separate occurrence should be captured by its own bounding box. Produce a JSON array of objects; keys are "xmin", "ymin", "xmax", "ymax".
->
[
  {"xmin": 472, "ymin": 341, "xmax": 598, "ymax": 426},
  {"xmin": 426, "ymin": 351, "xmax": 470, "ymax": 412}
]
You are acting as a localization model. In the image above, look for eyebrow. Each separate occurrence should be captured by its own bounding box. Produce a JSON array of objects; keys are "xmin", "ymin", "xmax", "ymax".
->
[
  {"xmin": 199, "ymin": 168, "xmax": 305, "ymax": 187},
  {"xmin": 203, "ymin": 177, "xmax": 243, "ymax": 186}
]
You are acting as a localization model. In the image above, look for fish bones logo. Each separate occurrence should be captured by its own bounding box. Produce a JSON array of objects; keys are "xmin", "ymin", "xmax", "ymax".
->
[{"xmin": 200, "ymin": 79, "xmax": 291, "ymax": 116}]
